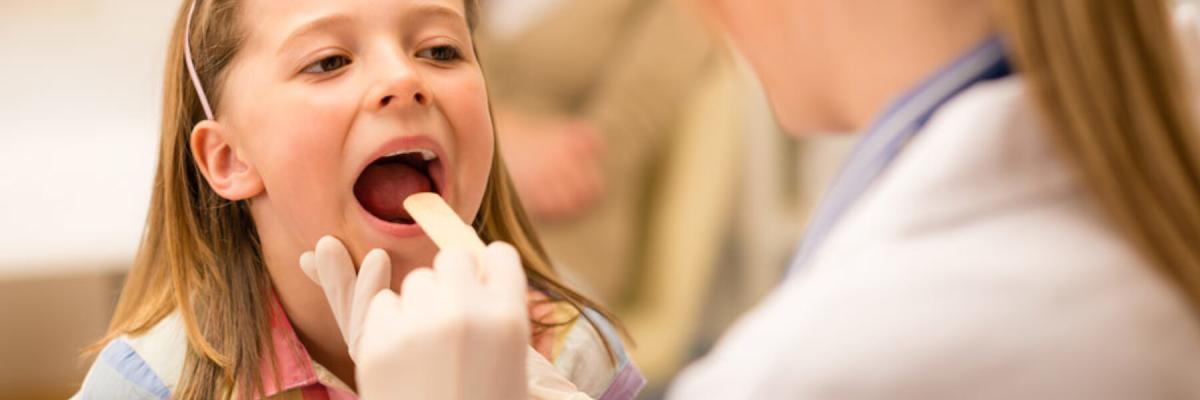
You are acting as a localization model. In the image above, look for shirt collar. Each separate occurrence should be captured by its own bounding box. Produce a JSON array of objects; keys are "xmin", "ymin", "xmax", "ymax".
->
[
  {"xmin": 787, "ymin": 37, "xmax": 1012, "ymax": 275},
  {"xmin": 259, "ymin": 295, "xmax": 356, "ymax": 399}
]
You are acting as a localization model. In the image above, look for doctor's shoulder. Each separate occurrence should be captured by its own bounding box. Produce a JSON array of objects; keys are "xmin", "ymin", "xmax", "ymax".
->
[
  {"xmin": 714, "ymin": 75, "xmax": 1200, "ymax": 393},
  {"xmin": 759, "ymin": 192, "xmax": 1200, "ymax": 397},
  {"xmin": 72, "ymin": 312, "xmax": 187, "ymax": 400},
  {"xmin": 716, "ymin": 216, "xmax": 1200, "ymax": 399}
]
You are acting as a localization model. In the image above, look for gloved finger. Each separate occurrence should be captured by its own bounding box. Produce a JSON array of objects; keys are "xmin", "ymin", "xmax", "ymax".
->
[
  {"xmin": 362, "ymin": 289, "xmax": 403, "ymax": 336},
  {"xmin": 400, "ymin": 267, "xmax": 437, "ymax": 304},
  {"xmin": 348, "ymin": 248, "xmax": 390, "ymax": 358},
  {"xmin": 433, "ymin": 247, "xmax": 479, "ymax": 290},
  {"xmin": 299, "ymin": 251, "xmax": 318, "ymax": 283},
  {"xmin": 354, "ymin": 289, "xmax": 403, "ymax": 362},
  {"xmin": 480, "ymin": 242, "xmax": 527, "ymax": 304},
  {"xmin": 314, "ymin": 235, "xmax": 358, "ymax": 338},
  {"xmin": 398, "ymin": 267, "xmax": 440, "ymax": 330}
]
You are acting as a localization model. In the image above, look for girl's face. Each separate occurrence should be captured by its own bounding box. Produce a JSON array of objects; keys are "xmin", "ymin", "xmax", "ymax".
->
[{"xmin": 214, "ymin": 0, "xmax": 493, "ymax": 287}]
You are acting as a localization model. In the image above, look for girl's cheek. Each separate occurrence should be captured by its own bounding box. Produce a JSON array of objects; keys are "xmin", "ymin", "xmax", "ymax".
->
[
  {"xmin": 271, "ymin": 87, "xmax": 358, "ymax": 161},
  {"xmin": 442, "ymin": 74, "xmax": 495, "ymax": 215},
  {"xmin": 443, "ymin": 73, "xmax": 495, "ymax": 147},
  {"xmin": 253, "ymin": 92, "xmax": 357, "ymax": 215}
]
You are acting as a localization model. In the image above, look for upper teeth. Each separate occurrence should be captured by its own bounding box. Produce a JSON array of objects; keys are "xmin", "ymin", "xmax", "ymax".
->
[{"xmin": 385, "ymin": 148, "xmax": 437, "ymax": 161}]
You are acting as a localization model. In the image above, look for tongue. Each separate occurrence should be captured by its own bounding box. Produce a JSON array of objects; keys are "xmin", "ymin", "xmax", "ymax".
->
[{"xmin": 354, "ymin": 162, "xmax": 433, "ymax": 223}]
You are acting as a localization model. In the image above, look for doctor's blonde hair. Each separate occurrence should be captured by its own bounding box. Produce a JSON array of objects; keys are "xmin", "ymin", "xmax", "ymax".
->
[
  {"xmin": 89, "ymin": 0, "xmax": 623, "ymax": 398},
  {"xmin": 994, "ymin": 0, "xmax": 1200, "ymax": 310}
]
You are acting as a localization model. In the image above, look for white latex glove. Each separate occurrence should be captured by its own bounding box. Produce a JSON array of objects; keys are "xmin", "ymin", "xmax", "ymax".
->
[
  {"xmin": 301, "ymin": 235, "xmax": 531, "ymax": 400},
  {"xmin": 299, "ymin": 236, "xmax": 391, "ymax": 361}
]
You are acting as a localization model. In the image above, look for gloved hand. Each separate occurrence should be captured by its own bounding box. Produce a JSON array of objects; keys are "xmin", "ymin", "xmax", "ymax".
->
[
  {"xmin": 299, "ymin": 236, "xmax": 391, "ymax": 361},
  {"xmin": 300, "ymin": 236, "xmax": 532, "ymax": 400}
]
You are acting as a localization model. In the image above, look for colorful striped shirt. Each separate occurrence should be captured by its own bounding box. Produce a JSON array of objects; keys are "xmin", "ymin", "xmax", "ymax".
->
[{"xmin": 73, "ymin": 295, "xmax": 643, "ymax": 399}]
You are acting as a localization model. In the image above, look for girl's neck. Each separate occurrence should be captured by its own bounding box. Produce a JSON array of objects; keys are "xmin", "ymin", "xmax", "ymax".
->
[
  {"xmin": 292, "ymin": 320, "xmax": 358, "ymax": 390},
  {"xmin": 264, "ymin": 250, "xmax": 359, "ymax": 390}
]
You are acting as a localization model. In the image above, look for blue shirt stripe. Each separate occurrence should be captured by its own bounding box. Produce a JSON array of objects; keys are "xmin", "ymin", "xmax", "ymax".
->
[{"xmin": 99, "ymin": 339, "xmax": 171, "ymax": 399}]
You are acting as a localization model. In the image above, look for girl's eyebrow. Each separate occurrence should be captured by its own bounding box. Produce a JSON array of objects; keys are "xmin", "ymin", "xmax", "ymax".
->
[
  {"xmin": 276, "ymin": 4, "xmax": 467, "ymax": 56},
  {"xmin": 400, "ymin": 3, "xmax": 467, "ymax": 27},
  {"xmin": 277, "ymin": 13, "xmax": 357, "ymax": 55}
]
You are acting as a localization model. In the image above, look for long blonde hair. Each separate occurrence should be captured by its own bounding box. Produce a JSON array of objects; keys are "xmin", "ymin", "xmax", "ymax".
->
[
  {"xmin": 994, "ymin": 0, "xmax": 1200, "ymax": 308},
  {"xmin": 91, "ymin": 0, "xmax": 622, "ymax": 398}
]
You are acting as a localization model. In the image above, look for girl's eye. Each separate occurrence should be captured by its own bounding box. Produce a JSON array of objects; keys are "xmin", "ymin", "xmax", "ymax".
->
[
  {"xmin": 303, "ymin": 55, "xmax": 352, "ymax": 74},
  {"xmin": 417, "ymin": 45, "xmax": 462, "ymax": 62}
]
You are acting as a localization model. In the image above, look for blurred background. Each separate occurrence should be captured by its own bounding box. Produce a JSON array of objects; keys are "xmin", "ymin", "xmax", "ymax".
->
[{"xmin": 0, "ymin": 0, "xmax": 860, "ymax": 398}]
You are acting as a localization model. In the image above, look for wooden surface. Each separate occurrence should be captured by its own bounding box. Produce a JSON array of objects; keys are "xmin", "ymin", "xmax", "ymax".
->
[{"xmin": 0, "ymin": 270, "xmax": 123, "ymax": 398}]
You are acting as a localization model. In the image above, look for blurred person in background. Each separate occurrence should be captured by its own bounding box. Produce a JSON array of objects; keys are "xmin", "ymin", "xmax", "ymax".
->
[
  {"xmin": 475, "ymin": 0, "xmax": 715, "ymax": 305},
  {"xmin": 475, "ymin": 3, "xmax": 856, "ymax": 392},
  {"xmin": 477, "ymin": 1, "xmax": 755, "ymax": 390}
]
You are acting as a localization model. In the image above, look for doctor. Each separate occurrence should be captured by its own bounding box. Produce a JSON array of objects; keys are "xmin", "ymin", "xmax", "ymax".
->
[{"xmin": 318, "ymin": 0, "xmax": 1200, "ymax": 398}]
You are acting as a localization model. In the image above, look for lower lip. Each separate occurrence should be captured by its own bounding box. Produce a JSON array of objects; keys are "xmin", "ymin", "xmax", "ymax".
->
[{"xmin": 356, "ymin": 202, "xmax": 427, "ymax": 238}]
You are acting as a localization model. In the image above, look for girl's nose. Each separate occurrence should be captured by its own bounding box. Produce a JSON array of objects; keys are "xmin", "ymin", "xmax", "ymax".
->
[
  {"xmin": 380, "ymin": 91, "xmax": 428, "ymax": 108},
  {"xmin": 367, "ymin": 67, "xmax": 431, "ymax": 113}
]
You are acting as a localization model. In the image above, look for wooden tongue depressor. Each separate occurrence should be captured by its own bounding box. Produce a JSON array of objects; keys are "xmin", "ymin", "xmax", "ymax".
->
[
  {"xmin": 403, "ymin": 192, "xmax": 487, "ymax": 256},
  {"xmin": 405, "ymin": 192, "xmax": 548, "ymax": 376}
]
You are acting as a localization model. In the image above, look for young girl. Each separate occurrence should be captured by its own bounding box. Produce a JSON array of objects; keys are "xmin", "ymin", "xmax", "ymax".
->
[{"xmin": 73, "ymin": 0, "xmax": 643, "ymax": 398}]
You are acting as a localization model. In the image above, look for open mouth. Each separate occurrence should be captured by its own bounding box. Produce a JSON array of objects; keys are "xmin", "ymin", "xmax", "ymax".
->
[{"xmin": 353, "ymin": 148, "xmax": 440, "ymax": 225}]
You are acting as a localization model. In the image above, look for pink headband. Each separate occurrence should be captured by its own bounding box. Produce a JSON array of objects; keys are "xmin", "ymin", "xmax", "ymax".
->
[{"xmin": 185, "ymin": 0, "xmax": 215, "ymax": 120}]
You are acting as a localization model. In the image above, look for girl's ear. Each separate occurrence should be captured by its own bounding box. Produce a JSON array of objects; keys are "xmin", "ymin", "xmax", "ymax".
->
[{"xmin": 189, "ymin": 120, "xmax": 265, "ymax": 201}]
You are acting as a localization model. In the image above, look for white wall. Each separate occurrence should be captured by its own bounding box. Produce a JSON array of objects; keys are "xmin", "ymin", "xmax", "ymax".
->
[{"xmin": 0, "ymin": 1, "xmax": 178, "ymax": 279}]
